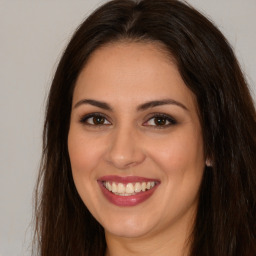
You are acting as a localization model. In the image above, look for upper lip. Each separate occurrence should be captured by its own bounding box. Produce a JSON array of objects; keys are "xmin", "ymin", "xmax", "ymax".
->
[{"xmin": 97, "ymin": 175, "xmax": 160, "ymax": 184}]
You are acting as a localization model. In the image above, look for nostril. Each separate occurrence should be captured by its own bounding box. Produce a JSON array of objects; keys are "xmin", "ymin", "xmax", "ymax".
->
[
  {"xmin": 105, "ymin": 150, "xmax": 146, "ymax": 169},
  {"xmin": 106, "ymin": 156, "xmax": 138, "ymax": 169}
]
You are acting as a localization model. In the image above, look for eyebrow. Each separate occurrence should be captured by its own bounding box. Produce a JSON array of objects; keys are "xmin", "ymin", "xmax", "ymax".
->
[
  {"xmin": 137, "ymin": 99, "xmax": 188, "ymax": 111},
  {"xmin": 74, "ymin": 98, "xmax": 188, "ymax": 111},
  {"xmin": 74, "ymin": 99, "xmax": 113, "ymax": 111}
]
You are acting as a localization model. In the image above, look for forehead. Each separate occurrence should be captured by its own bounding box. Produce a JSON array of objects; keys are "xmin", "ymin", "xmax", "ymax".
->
[
  {"xmin": 73, "ymin": 41, "xmax": 196, "ymax": 111},
  {"xmin": 88, "ymin": 40, "xmax": 173, "ymax": 65}
]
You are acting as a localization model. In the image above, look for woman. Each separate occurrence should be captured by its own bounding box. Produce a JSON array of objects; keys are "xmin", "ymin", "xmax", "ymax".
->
[{"xmin": 34, "ymin": 0, "xmax": 256, "ymax": 255}]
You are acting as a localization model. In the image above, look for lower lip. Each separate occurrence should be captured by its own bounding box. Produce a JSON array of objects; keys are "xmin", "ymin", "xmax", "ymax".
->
[{"xmin": 98, "ymin": 182, "xmax": 159, "ymax": 207}]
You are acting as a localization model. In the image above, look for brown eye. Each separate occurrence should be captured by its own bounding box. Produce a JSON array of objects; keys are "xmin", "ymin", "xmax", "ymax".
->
[
  {"xmin": 144, "ymin": 114, "xmax": 177, "ymax": 128},
  {"xmin": 154, "ymin": 117, "xmax": 168, "ymax": 126},
  {"xmin": 92, "ymin": 116, "xmax": 105, "ymax": 125},
  {"xmin": 80, "ymin": 114, "xmax": 111, "ymax": 126}
]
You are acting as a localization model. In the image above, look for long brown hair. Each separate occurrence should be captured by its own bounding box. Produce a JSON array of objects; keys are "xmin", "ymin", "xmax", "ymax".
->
[{"xmin": 34, "ymin": 0, "xmax": 256, "ymax": 255}]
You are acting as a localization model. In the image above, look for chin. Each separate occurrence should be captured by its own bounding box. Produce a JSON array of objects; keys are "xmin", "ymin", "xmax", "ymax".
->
[{"xmin": 101, "ymin": 214, "xmax": 158, "ymax": 238}]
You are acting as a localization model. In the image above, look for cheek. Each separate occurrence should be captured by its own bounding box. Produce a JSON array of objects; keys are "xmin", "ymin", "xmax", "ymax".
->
[
  {"xmin": 147, "ymin": 129, "xmax": 204, "ymax": 220},
  {"xmin": 67, "ymin": 128, "xmax": 105, "ymax": 212},
  {"xmin": 67, "ymin": 129, "xmax": 107, "ymax": 207},
  {"xmin": 68, "ymin": 129, "xmax": 103, "ymax": 176},
  {"xmin": 148, "ymin": 129, "xmax": 204, "ymax": 174}
]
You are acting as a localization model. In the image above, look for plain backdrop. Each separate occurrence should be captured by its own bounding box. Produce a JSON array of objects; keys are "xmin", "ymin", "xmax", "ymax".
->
[{"xmin": 0, "ymin": 1, "xmax": 255, "ymax": 255}]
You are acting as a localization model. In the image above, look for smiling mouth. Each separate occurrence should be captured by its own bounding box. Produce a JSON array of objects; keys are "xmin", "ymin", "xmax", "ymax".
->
[
  {"xmin": 102, "ymin": 181, "xmax": 157, "ymax": 196},
  {"xmin": 98, "ymin": 175, "xmax": 160, "ymax": 206}
]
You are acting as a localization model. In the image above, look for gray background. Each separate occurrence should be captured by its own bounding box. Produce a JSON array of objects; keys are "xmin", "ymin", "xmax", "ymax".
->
[{"xmin": 0, "ymin": 1, "xmax": 255, "ymax": 255}]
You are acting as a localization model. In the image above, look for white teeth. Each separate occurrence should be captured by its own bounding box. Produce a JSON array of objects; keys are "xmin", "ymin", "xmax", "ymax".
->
[
  {"xmin": 126, "ymin": 183, "xmax": 134, "ymax": 193},
  {"xmin": 103, "ymin": 181, "xmax": 157, "ymax": 196},
  {"xmin": 117, "ymin": 183, "xmax": 125, "ymax": 193},
  {"xmin": 106, "ymin": 181, "xmax": 112, "ymax": 191},
  {"xmin": 112, "ymin": 182, "xmax": 117, "ymax": 193},
  {"xmin": 134, "ymin": 182, "xmax": 142, "ymax": 193},
  {"xmin": 141, "ymin": 182, "xmax": 146, "ymax": 191}
]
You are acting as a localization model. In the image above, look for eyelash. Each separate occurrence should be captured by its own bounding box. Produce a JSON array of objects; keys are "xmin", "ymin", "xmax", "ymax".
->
[
  {"xmin": 144, "ymin": 113, "xmax": 177, "ymax": 128},
  {"xmin": 79, "ymin": 112, "xmax": 177, "ymax": 128},
  {"xmin": 79, "ymin": 113, "xmax": 111, "ymax": 126}
]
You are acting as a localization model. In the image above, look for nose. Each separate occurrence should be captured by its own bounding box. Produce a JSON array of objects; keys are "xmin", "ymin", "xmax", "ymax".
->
[{"xmin": 104, "ymin": 126, "xmax": 146, "ymax": 170}]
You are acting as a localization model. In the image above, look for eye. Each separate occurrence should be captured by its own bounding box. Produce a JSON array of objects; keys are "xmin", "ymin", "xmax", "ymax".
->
[
  {"xmin": 144, "ymin": 114, "xmax": 177, "ymax": 128},
  {"xmin": 79, "ymin": 113, "xmax": 111, "ymax": 126}
]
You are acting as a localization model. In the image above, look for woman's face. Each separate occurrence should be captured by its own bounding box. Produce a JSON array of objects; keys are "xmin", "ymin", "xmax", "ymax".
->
[{"xmin": 68, "ymin": 42, "xmax": 205, "ymax": 239}]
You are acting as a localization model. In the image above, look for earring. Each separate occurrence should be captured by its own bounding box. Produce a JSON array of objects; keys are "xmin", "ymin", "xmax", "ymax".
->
[{"xmin": 206, "ymin": 158, "xmax": 212, "ymax": 167}]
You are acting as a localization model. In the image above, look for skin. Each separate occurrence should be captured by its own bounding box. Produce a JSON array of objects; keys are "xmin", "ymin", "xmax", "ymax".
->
[{"xmin": 68, "ymin": 42, "xmax": 206, "ymax": 256}]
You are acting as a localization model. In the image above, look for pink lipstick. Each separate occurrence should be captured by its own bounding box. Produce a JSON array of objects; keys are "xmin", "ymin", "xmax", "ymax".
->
[{"xmin": 97, "ymin": 175, "xmax": 160, "ymax": 207}]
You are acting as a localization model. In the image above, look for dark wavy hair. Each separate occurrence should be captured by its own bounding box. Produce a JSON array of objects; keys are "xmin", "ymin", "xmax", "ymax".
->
[{"xmin": 34, "ymin": 0, "xmax": 256, "ymax": 255}]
